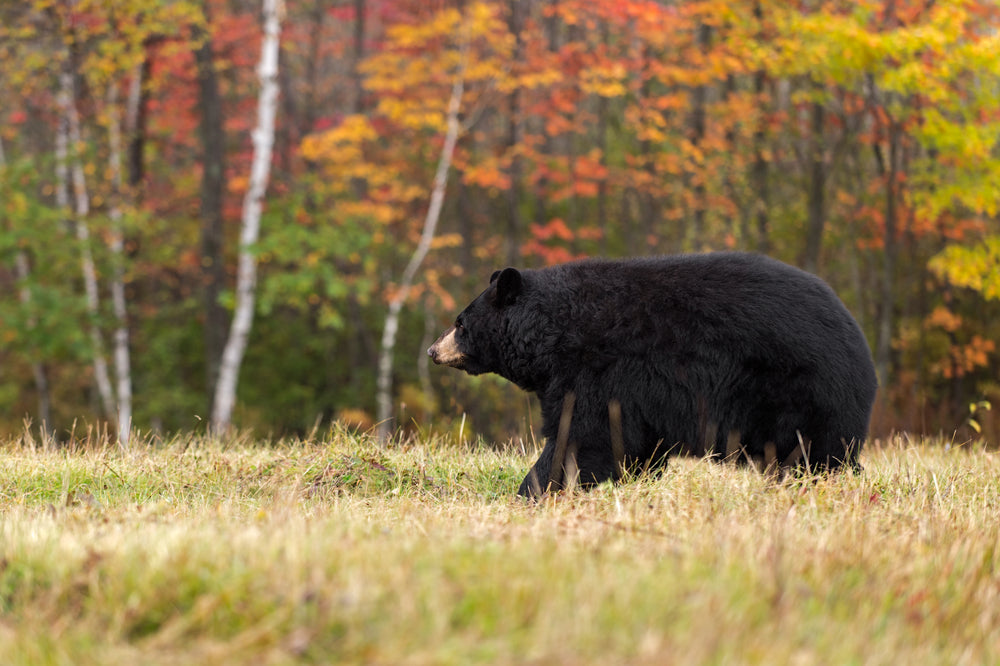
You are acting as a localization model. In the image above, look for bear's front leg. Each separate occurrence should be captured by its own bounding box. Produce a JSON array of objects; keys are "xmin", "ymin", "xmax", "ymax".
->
[
  {"xmin": 516, "ymin": 432, "xmax": 618, "ymax": 499},
  {"xmin": 517, "ymin": 443, "xmax": 556, "ymax": 498},
  {"xmin": 517, "ymin": 390, "xmax": 621, "ymax": 498}
]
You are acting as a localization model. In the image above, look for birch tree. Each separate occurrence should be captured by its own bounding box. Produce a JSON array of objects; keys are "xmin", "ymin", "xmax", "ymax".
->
[
  {"xmin": 106, "ymin": 78, "xmax": 134, "ymax": 448},
  {"xmin": 375, "ymin": 64, "xmax": 466, "ymax": 441},
  {"xmin": 211, "ymin": 0, "xmax": 283, "ymax": 433},
  {"xmin": 56, "ymin": 64, "xmax": 117, "ymax": 423}
]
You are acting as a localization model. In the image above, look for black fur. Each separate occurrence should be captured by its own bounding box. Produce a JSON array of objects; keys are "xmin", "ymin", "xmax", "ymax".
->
[{"xmin": 430, "ymin": 253, "xmax": 878, "ymax": 498}]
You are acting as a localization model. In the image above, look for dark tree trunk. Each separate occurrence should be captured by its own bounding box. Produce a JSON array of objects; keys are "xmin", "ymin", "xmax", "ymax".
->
[
  {"xmin": 458, "ymin": 178, "xmax": 475, "ymax": 281},
  {"xmin": 126, "ymin": 52, "xmax": 151, "ymax": 190},
  {"xmin": 751, "ymin": 1, "xmax": 770, "ymax": 254},
  {"xmin": 353, "ymin": 0, "xmax": 365, "ymax": 113},
  {"xmin": 193, "ymin": 15, "xmax": 228, "ymax": 411},
  {"xmin": 802, "ymin": 97, "xmax": 826, "ymax": 274},
  {"xmin": 350, "ymin": 0, "xmax": 368, "ymax": 199},
  {"xmin": 639, "ymin": 46, "xmax": 660, "ymax": 254},
  {"xmin": 596, "ymin": 20, "xmax": 610, "ymax": 252},
  {"xmin": 505, "ymin": 0, "xmax": 524, "ymax": 267},
  {"xmin": 532, "ymin": 0, "xmax": 561, "ymax": 236},
  {"xmin": 686, "ymin": 22, "xmax": 711, "ymax": 248},
  {"xmin": 873, "ymin": 122, "xmax": 900, "ymax": 391},
  {"xmin": 722, "ymin": 74, "xmax": 741, "ymax": 245}
]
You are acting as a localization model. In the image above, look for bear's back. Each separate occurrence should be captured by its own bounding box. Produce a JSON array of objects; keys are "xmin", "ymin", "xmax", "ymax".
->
[
  {"xmin": 529, "ymin": 253, "xmax": 865, "ymax": 359},
  {"xmin": 524, "ymin": 253, "xmax": 877, "ymax": 417}
]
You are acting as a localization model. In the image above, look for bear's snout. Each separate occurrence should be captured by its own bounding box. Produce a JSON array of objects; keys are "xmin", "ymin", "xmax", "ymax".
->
[{"xmin": 428, "ymin": 327, "xmax": 465, "ymax": 368}]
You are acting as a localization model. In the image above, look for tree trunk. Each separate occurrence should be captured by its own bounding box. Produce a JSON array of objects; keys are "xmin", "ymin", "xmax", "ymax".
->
[
  {"xmin": 802, "ymin": 96, "xmax": 826, "ymax": 274},
  {"xmin": 126, "ymin": 53, "xmax": 150, "ymax": 189},
  {"xmin": 211, "ymin": 0, "xmax": 283, "ymax": 433},
  {"xmin": 751, "ymin": 2, "xmax": 770, "ymax": 254},
  {"xmin": 532, "ymin": 0, "xmax": 560, "ymax": 240},
  {"xmin": 375, "ymin": 69, "xmax": 465, "ymax": 441},
  {"xmin": 348, "ymin": 0, "xmax": 369, "ymax": 200},
  {"xmin": 686, "ymin": 22, "xmax": 711, "ymax": 249},
  {"xmin": 56, "ymin": 65, "xmax": 116, "ymax": 422},
  {"xmin": 595, "ymin": 20, "xmax": 610, "ymax": 251},
  {"xmin": 638, "ymin": 46, "xmax": 660, "ymax": 253},
  {"xmin": 194, "ymin": 10, "xmax": 228, "ymax": 412},
  {"xmin": 874, "ymin": 122, "xmax": 900, "ymax": 391},
  {"xmin": 505, "ymin": 0, "xmax": 523, "ymax": 267},
  {"xmin": 107, "ymin": 80, "xmax": 134, "ymax": 449},
  {"xmin": 353, "ymin": 0, "xmax": 366, "ymax": 113}
]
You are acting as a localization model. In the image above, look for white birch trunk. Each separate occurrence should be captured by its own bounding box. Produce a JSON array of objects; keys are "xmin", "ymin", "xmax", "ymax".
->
[
  {"xmin": 56, "ymin": 67, "xmax": 116, "ymax": 422},
  {"xmin": 107, "ymin": 80, "xmax": 133, "ymax": 449},
  {"xmin": 0, "ymin": 138, "xmax": 51, "ymax": 429},
  {"xmin": 375, "ymin": 69, "xmax": 465, "ymax": 440},
  {"xmin": 210, "ymin": 0, "xmax": 283, "ymax": 433}
]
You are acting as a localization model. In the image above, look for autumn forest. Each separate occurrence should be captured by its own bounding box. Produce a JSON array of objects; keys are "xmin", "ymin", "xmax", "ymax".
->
[{"xmin": 2, "ymin": 0, "xmax": 1000, "ymax": 445}]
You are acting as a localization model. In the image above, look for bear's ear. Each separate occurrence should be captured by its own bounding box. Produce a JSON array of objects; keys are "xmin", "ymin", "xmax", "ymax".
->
[{"xmin": 491, "ymin": 267, "xmax": 522, "ymax": 307}]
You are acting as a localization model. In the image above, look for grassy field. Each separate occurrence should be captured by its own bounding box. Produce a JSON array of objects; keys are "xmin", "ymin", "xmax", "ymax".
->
[{"xmin": 0, "ymin": 428, "xmax": 998, "ymax": 665}]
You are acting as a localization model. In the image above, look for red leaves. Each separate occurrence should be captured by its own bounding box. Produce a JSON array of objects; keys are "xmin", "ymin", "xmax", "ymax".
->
[
  {"xmin": 520, "ymin": 219, "xmax": 603, "ymax": 266},
  {"xmin": 530, "ymin": 218, "xmax": 573, "ymax": 242}
]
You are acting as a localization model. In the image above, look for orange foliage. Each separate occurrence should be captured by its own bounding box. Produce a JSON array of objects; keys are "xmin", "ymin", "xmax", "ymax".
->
[
  {"xmin": 925, "ymin": 306, "xmax": 962, "ymax": 333},
  {"xmin": 936, "ymin": 336, "xmax": 995, "ymax": 379},
  {"xmin": 530, "ymin": 219, "xmax": 574, "ymax": 242}
]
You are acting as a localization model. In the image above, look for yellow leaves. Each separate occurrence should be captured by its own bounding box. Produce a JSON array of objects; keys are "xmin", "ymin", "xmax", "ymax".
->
[
  {"xmin": 929, "ymin": 237, "xmax": 1000, "ymax": 301},
  {"xmin": 466, "ymin": 1, "xmax": 508, "ymax": 44},
  {"xmin": 386, "ymin": 2, "xmax": 502, "ymax": 51},
  {"xmin": 430, "ymin": 233, "xmax": 463, "ymax": 250},
  {"xmin": 72, "ymin": 0, "xmax": 190, "ymax": 91},
  {"xmin": 465, "ymin": 58, "xmax": 504, "ymax": 83},
  {"xmin": 364, "ymin": 55, "xmax": 438, "ymax": 95},
  {"xmin": 363, "ymin": 0, "xmax": 513, "ymax": 134},
  {"xmin": 301, "ymin": 115, "xmax": 376, "ymax": 167},
  {"xmin": 376, "ymin": 98, "xmax": 449, "ymax": 133},
  {"xmin": 388, "ymin": 8, "xmax": 462, "ymax": 48},
  {"xmin": 362, "ymin": 3, "xmax": 511, "ymax": 134},
  {"xmin": 366, "ymin": 1, "xmax": 509, "ymax": 82},
  {"xmin": 963, "ymin": 33, "xmax": 1000, "ymax": 76},
  {"xmin": 394, "ymin": 184, "xmax": 428, "ymax": 204},
  {"xmin": 966, "ymin": 400, "xmax": 992, "ymax": 434},
  {"xmin": 340, "ymin": 201, "xmax": 395, "ymax": 226},
  {"xmin": 505, "ymin": 68, "xmax": 562, "ymax": 93},
  {"xmin": 338, "ymin": 115, "xmax": 379, "ymax": 143},
  {"xmin": 4, "ymin": 190, "xmax": 29, "ymax": 218},
  {"xmin": 580, "ymin": 61, "xmax": 627, "ymax": 98}
]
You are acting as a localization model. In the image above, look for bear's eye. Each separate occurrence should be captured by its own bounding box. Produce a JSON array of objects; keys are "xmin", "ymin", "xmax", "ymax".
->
[{"xmin": 454, "ymin": 321, "xmax": 465, "ymax": 333}]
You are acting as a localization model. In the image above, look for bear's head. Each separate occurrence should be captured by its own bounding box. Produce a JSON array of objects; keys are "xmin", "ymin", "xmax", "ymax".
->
[{"xmin": 427, "ymin": 267, "xmax": 524, "ymax": 378}]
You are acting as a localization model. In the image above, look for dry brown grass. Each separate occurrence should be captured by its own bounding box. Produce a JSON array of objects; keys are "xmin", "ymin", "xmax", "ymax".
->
[{"xmin": 0, "ymin": 429, "xmax": 998, "ymax": 664}]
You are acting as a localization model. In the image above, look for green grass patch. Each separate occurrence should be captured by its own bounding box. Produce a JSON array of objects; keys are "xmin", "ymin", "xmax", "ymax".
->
[{"xmin": 0, "ymin": 429, "xmax": 998, "ymax": 664}]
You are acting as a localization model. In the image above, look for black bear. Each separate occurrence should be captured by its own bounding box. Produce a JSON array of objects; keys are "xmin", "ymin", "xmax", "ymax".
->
[{"xmin": 428, "ymin": 253, "xmax": 877, "ymax": 498}]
